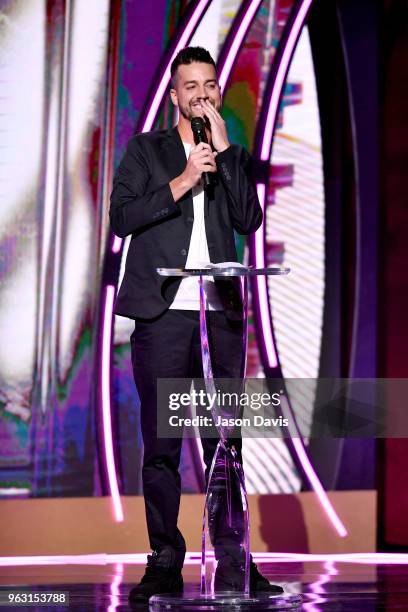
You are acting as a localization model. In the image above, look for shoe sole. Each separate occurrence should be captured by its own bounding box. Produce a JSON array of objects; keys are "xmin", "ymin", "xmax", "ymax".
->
[{"xmin": 128, "ymin": 577, "xmax": 184, "ymax": 603}]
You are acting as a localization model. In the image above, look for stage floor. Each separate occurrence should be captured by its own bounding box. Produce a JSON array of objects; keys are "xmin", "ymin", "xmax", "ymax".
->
[{"xmin": 1, "ymin": 556, "xmax": 408, "ymax": 610}]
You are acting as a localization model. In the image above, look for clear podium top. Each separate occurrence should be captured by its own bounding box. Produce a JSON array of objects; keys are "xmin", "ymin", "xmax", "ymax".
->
[{"xmin": 157, "ymin": 265, "xmax": 290, "ymax": 277}]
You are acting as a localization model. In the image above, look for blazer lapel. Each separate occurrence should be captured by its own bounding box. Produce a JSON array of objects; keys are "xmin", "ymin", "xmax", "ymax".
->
[
  {"xmin": 165, "ymin": 127, "xmax": 186, "ymax": 174},
  {"xmin": 166, "ymin": 127, "xmax": 194, "ymax": 220}
]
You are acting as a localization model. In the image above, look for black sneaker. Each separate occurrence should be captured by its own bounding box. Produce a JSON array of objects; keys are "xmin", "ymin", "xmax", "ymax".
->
[
  {"xmin": 214, "ymin": 554, "xmax": 245, "ymax": 592},
  {"xmin": 249, "ymin": 556, "xmax": 284, "ymax": 593},
  {"xmin": 214, "ymin": 554, "xmax": 284, "ymax": 594},
  {"xmin": 128, "ymin": 548, "xmax": 184, "ymax": 603}
]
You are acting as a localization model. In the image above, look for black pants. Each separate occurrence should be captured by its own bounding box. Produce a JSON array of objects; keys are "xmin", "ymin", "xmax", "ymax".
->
[{"xmin": 130, "ymin": 308, "xmax": 243, "ymax": 559}]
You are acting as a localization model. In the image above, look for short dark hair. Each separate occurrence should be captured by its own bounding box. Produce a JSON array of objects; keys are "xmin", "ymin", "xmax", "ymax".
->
[{"xmin": 170, "ymin": 46, "xmax": 216, "ymax": 86}]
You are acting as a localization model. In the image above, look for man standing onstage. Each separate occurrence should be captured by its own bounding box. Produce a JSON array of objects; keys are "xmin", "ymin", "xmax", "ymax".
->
[{"xmin": 110, "ymin": 47, "xmax": 283, "ymax": 602}]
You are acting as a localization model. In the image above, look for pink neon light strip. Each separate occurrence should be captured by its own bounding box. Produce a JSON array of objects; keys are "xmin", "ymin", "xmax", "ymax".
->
[
  {"xmin": 218, "ymin": 0, "xmax": 263, "ymax": 91},
  {"xmin": 261, "ymin": 0, "xmax": 313, "ymax": 160},
  {"xmin": 255, "ymin": 0, "xmax": 347, "ymax": 538},
  {"xmin": 292, "ymin": 438, "xmax": 347, "ymax": 537},
  {"xmin": 141, "ymin": 0, "xmax": 211, "ymax": 134},
  {"xmin": 112, "ymin": 235, "xmax": 122, "ymax": 254},
  {"xmin": 278, "ymin": 397, "xmax": 347, "ymax": 538},
  {"xmin": 255, "ymin": 184, "xmax": 278, "ymax": 368},
  {"xmin": 304, "ymin": 561, "xmax": 337, "ymax": 612},
  {"xmin": 102, "ymin": 285, "xmax": 124, "ymax": 522},
  {"xmin": 108, "ymin": 562, "xmax": 124, "ymax": 612},
  {"xmin": 303, "ymin": 599, "xmax": 322, "ymax": 612},
  {"xmin": 1, "ymin": 552, "xmax": 408, "ymax": 566}
]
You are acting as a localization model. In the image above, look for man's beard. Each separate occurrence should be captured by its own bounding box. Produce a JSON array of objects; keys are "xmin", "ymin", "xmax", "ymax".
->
[{"xmin": 179, "ymin": 100, "xmax": 219, "ymax": 123}]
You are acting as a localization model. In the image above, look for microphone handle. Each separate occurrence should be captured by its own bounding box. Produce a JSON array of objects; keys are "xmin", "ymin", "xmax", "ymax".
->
[{"xmin": 193, "ymin": 131, "xmax": 213, "ymax": 189}]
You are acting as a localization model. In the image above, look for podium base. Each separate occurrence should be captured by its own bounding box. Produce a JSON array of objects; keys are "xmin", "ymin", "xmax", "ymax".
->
[{"xmin": 149, "ymin": 589, "xmax": 302, "ymax": 610}]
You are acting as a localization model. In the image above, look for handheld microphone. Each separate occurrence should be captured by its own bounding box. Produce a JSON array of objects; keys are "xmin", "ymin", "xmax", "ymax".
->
[{"xmin": 190, "ymin": 116, "xmax": 214, "ymax": 189}]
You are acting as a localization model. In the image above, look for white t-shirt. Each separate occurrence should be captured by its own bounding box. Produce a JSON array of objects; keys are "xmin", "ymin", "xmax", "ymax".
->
[{"xmin": 170, "ymin": 143, "xmax": 222, "ymax": 311}]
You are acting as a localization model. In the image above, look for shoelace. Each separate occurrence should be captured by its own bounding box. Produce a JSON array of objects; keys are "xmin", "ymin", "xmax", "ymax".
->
[
  {"xmin": 142, "ymin": 550, "xmax": 175, "ymax": 575},
  {"xmin": 147, "ymin": 552, "xmax": 158, "ymax": 565},
  {"xmin": 141, "ymin": 558, "xmax": 167, "ymax": 584}
]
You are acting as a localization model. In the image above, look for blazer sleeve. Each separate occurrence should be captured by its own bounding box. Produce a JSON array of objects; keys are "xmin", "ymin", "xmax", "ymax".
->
[
  {"xmin": 109, "ymin": 136, "xmax": 180, "ymax": 238},
  {"xmin": 215, "ymin": 145, "xmax": 263, "ymax": 235}
]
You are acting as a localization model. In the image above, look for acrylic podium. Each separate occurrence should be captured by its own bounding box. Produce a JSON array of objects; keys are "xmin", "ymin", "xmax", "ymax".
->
[{"xmin": 150, "ymin": 265, "xmax": 301, "ymax": 610}]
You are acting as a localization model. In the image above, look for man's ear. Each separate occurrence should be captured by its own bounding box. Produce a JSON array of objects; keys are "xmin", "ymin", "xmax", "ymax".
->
[{"xmin": 170, "ymin": 88, "xmax": 178, "ymax": 107}]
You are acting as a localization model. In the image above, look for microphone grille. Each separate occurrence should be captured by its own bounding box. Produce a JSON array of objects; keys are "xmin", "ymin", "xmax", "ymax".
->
[{"xmin": 191, "ymin": 117, "xmax": 206, "ymax": 133}]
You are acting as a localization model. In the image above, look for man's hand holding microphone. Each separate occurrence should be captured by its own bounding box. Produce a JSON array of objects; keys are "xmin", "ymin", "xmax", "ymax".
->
[
  {"xmin": 170, "ymin": 98, "xmax": 230, "ymax": 201},
  {"xmin": 183, "ymin": 141, "xmax": 217, "ymax": 189}
]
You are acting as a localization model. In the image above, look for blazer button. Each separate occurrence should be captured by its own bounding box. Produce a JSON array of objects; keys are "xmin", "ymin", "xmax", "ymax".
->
[
  {"xmin": 181, "ymin": 249, "xmax": 187, "ymax": 256},
  {"xmin": 187, "ymin": 216, "xmax": 193, "ymax": 223}
]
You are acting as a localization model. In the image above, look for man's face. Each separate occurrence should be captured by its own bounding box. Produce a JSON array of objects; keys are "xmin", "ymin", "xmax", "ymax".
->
[{"xmin": 170, "ymin": 62, "xmax": 222, "ymax": 121}]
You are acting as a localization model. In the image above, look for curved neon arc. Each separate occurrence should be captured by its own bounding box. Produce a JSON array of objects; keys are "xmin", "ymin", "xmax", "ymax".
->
[
  {"xmin": 107, "ymin": 0, "xmax": 344, "ymax": 537},
  {"xmin": 101, "ymin": 285, "xmax": 123, "ymax": 522},
  {"xmin": 218, "ymin": 0, "xmax": 263, "ymax": 91},
  {"xmin": 255, "ymin": 184, "xmax": 278, "ymax": 368},
  {"xmin": 252, "ymin": 0, "xmax": 347, "ymax": 537},
  {"xmin": 141, "ymin": 0, "xmax": 212, "ymax": 133},
  {"xmin": 260, "ymin": 1, "xmax": 312, "ymax": 160}
]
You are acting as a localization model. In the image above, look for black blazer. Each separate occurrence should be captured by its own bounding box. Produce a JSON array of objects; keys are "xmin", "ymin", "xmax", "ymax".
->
[{"xmin": 109, "ymin": 127, "xmax": 262, "ymax": 319}]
